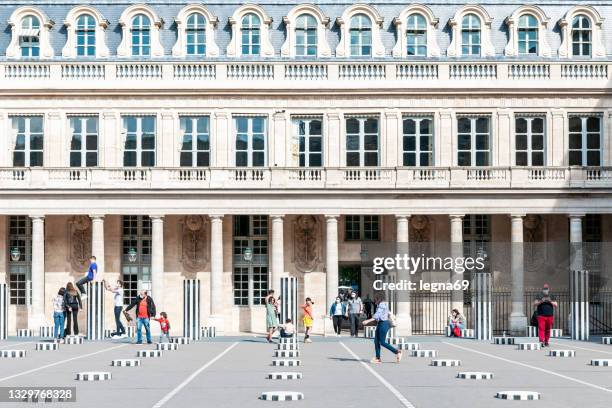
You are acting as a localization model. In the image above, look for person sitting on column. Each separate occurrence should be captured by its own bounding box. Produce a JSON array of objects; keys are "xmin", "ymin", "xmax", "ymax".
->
[
  {"xmin": 63, "ymin": 282, "xmax": 82, "ymax": 337},
  {"xmin": 347, "ymin": 291, "xmax": 363, "ymax": 337},
  {"xmin": 125, "ymin": 290, "xmax": 157, "ymax": 345},
  {"xmin": 301, "ymin": 297, "xmax": 314, "ymax": 343},
  {"xmin": 52, "ymin": 287, "xmax": 66, "ymax": 340},
  {"xmin": 103, "ymin": 279, "xmax": 126, "ymax": 339},
  {"xmin": 76, "ymin": 256, "xmax": 98, "ymax": 300},
  {"xmin": 329, "ymin": 296, "xmax": 346, "ymax": 337},
  {"xmin": 153, "ymin": 312, "xmax": 171, "ymax": 343},
  {"xmin": 533, "ymin": 283, "xmax": 557, "ymax": 347},
  {"xmin": 448, "ymin": 309, "xmax": 466, "ymax": 337},
  {"xmin": 279, "ymin": 318, "xmax": 295, "ymax": 338}
]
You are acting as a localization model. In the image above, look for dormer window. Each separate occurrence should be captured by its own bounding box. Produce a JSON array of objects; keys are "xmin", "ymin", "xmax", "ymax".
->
[
  {"xmin": 186, "ymin": 13, "xmax": 206, "ymax": 56},
  {"xmin": 350, "ymin": 14, "xmax": 372, "ymax": 57},
  {"xmin": 172, "ymin": 5, "xmax": 219, "ymax": 58},
  {"xmin": 241, "ymin": 13, "xmax": 260, "ymax": 55},
  {"xmin": 76, "ymin": 14, "xmax": 96, "ymax": 56},
  {"xmin": 504, "ymin": 6, "xmax": 550, "ymax": 57},
  {"xmin": 461, "ymin": 14, "xmax": 481, "ymax": 56},
  {"xmin": 20, "ymin": 15, "xmax": 40, "ymax": 58},
  {"xmin": 447, "ymin": 5, "xmax": 494, "ymax": 57},
  {"xmin": 518, "ymin": 15, "xmax": 538, "ymax": 55},
  {"xmin": 407, "ymin": 14, "xmax": 427, "ymax": 56},
  {"xmin": 572, "ymin": 15, "xmax": 591, "ymax": 56},
  {"xmin": 336, "ymin": 5, "xmax": 384, "ymax": 58},
  {"xmin": 295, "ymin": 14, "xmax": 317, "ymax": 56},
  {"xmin": 281, "ymin": 5, "xmax": 330, "ymax": 58},
  {"xmin": 393, "ymin": 5, "xmax": 439, "ymax": 58},
  {"xmin": 117, "ymin": 4, "xmax": 164, "ymax": 58},
  {"xmin": 131, "ymin": 14, "xmax": 151, "ymax": 56}
]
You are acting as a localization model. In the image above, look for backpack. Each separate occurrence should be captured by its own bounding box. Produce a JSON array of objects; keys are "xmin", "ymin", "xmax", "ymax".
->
[
  {"xmin": 530, "ymin": 310, "xmax": 539, "ymax": 327},
  {"xmin": 65, "ymin": 292, "xmax": 79, "ymax": 309}
]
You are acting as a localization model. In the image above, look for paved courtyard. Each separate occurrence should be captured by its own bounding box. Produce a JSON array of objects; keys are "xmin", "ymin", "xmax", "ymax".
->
[{"xmin": 0, "ymin": 335, "xmax": 611, "ymax": 407}]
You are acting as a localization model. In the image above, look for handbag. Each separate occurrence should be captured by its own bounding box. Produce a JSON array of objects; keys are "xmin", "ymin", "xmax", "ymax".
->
[
  {"xmin": 388, "ymin": 312, "xmax": 397, "ymax": 327},
  {"xmin": 530, "ymin": 310, "xmax": 538, "ymax": 327},
  {"xmin": 453, "ymin": 325, "xmax": 461, "ymax": 337}
]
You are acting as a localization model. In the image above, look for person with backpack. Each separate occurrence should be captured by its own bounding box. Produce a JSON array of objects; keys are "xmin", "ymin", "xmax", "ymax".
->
[
  {"xmin": 52, "ymin": 288, "xmax": 66, "ymax": 339},
  {"xmin": 63, "ymin": 282, "xmax": 82, "ymax": 336},
  {"xmin": 363, "ymin": 293, "xmax": 402, "ymax": 364},
  {"xmin": 125, "ymin": 290, "xmax": 157, "ymax": 344},
  {"xmin": 534, "ymin": 283, "xmax": 558, "ymax": 347}
]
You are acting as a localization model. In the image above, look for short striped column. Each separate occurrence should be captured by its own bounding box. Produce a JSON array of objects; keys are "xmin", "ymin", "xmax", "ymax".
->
[
  {"xmin": 183, "ymin": 279, "xmax": 201, "ymax": 341},
  {"xmin": 201, "ymin": 326, "xmax": 216, "ymax": 338},
  {"xmin": 280, "ymin": 277, "xmax": 298, "ymax": 337},
  {"xmin": 472, "ymin": 273, "xmax": 492, "ymax": 341},
  {"xmin": 364, "ymin": 326, "xmax": 375, "ymax": 338},
  {"xmin": 39, "ymin": 326, "xmax": 54, "ymax": 338},
  {"xmin": 570, "ymin": 269, "xmax": 589, "ymax": 341},
  {"xmin": 86, "ymin": 282, "xmax": 104, "ymax": 340},
  {"xmin": 526, "ymin": 326, "xmax": 537, "ymax": 337},
  {"xmin": 0, "ymin": 283, "xmax": 7, "ymax": 340}
]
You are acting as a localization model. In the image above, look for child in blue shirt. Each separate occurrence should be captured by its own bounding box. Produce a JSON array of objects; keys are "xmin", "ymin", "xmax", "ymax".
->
[{"xmin": 76, "ymin": 256, "xmax": 98, "ymax": 300}]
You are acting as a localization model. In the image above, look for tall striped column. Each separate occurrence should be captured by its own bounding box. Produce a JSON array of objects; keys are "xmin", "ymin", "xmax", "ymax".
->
[
  {"xmin": 280, "ymin": 277, "xmax": 298, "ymax": 336},
  {"xmin": 183, "ymin": 279, "xmax": 201, "ymax": 340},
  {"xmin": 570, "ymin": 269, "xmax": 589, "ymax": 341},
  {"xmin": 86, "ymin": 282, "xmax": 104, "ymax": 340},
  {"xmin": 472, "ymin": 273, "xmax": 492, "ymax": 341},
  {"xmin": 0, "ymin": 283, "xmax": 7, "ymax": 340}
]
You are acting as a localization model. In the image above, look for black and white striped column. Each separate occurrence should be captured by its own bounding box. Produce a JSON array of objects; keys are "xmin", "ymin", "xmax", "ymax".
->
[
  {"xmin": 570, "ymin": 269, "xmax": 589, "ymax": 341},
  {"xmin": 472, "ymin": 273, "xmax": 492, "ymax": 341},
  {"xmin": 86, "ymin": 282, "xmax": 104, "ymax": 340},
  {"xmin": 280, "ymin": 277, "xmax": 298, "ymax": 337},
  {"xmin": 183, "ymin": 279, "xmax": 201, "ymax": 341},
  {"xmin": 0, "ymin": 283, "xmax": 7, "ymax": 340}
]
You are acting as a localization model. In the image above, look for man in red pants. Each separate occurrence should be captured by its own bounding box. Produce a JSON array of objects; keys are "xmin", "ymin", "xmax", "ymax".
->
[{"xmin": 533, "ymin": 284, "xmax": 558, "ymax": 347}]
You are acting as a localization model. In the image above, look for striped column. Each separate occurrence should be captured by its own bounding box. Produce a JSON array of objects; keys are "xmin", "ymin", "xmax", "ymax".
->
[
  {"xmin": 0, "ymin": 283, "xmax": 7, "ymax": 340},
  {"xmin": 86, "ymin": 282, "xmax": 104, "ymax": 340},
  {"xmin": 472, "ymin": 273, "xmax": 492, "ymax": 341},
  {"xmin": 280, "ymin": 277, "xmax": 298, "ymax": 336},
  {"xmin": 570, "ymin": 269, "xmax": 589, "ymax": 341},
  {"xmin": 183, "ymin": 279, "xmax": 201, "ymax": 341}
]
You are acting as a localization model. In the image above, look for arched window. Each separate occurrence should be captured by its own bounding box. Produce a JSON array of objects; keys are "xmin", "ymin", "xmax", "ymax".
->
[
  {"xmin": 186, "ymin": 13, "xmax": 206, "ymax": 55},
  {"xmin": 572, "ymin": 14, "xmax": 591, "ymax": 56},
  {"xmin": 20, "ymin": 15, "xmax": 40, "ymax": 58},
  {"xmin": 76, "ymin": 14, "xmax": 96, "ymax": 56},
  {"xmin": 461, "ymin": 14, "xmax": 481, "ymax": 56},
  {"xmin": 350, "ymin": 14, "xmax": 372, "ymax": 57},
  {"xmin": 131, "ymin": 14, "xmax": 151, "ymax": 56},
  {"xmin": 406, "ymin": 13, "xmax": 427, "ymax": 56},
  {"xmin": 241, "ymin": 13, "xmax": 261, "ymax": 55},
  {"xmin": 295, "ymin": 14, "xmax": 317, "ymax": 56},
  {"xmin": 518, "ymin": 14, "xmax": 538, "ymax": 55}
]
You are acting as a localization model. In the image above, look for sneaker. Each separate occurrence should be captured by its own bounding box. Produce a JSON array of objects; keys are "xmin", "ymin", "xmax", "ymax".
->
[
  {"xmin": 111, "ymin": 335, "xmax": 120, "ymax": 339},
  {"xmin": 544, "ymin": 342, "xmax": 549, "ymax": 347},
  {"xmin": 147, "ymin": 341, "xmax": 153, "ymax": 344},
  {"xmin": 135, "ymin": 341, "xmax": 142, "ymax": 344},
  {"xmin": 304, "ymin": 338, "xmax": 312, "ymax": 343},
  {"xmin": 370, "ymin": 357, "xmax": 381, "ymax": 364}
]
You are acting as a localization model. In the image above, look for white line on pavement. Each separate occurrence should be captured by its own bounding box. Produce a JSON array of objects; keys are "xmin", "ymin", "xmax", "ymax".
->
[
  {"xmin": 152, "ymin": 342, "xmax": 239, "ymax": 408},
  {"xmin": 340, "ymin": 342, "xmax": 416, "ymax": 408},
  {"xmin": 0, "ymin": 344, "xmax": 129, "ymax": 383},
  {"xmin": 444, "ymin": 342, "xmax": 612, "ymax": 394},
  {"xmin": 550, "ymin": 340, "xmax": 612, "ymax": 355},
  {"xmin": 0, "ymin": 341, "xmax": 34, "ymax": 348}
]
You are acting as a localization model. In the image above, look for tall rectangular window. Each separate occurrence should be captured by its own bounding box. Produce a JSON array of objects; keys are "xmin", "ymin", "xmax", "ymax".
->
[
  {"xmin": 76, "ymin": 14, "xmax": 96, "ymax": 57},
  {"xmin": 233, "ymin": 215, "xmax": 269, "ymax": 306},
  {"xmin": 403, "ymin": 116, "xmax": 433, "ymax": 166},
  {"xmin": 345, "ymin": 215, "xmax": 380, "ymax": 241},
  {"xmin": 294, "ymin": 118, "xmax": 323, "ymax": 167},
  {"xmin": 515, "ymin": 116, "xmax": 545, "ymax": 166},
  {"xmin": 12, "ymin": 116, "xmax": 43, "ymax": 167},
  {"xmin": 180, "ymin": 116, "xmax": 210, "ymax": 167},
  {"xmin": 463, "ymin": 214, "xmax": 491, "ymax": 279},
  {"xmin": 8, "ymin": 216, "xmax": 32, "ymax": 305},
  {"xmin": 346, "ymin": 117, "xmax": 379, "ymax": 167},
  {"xmin": 457, "ymin": 116, "xmax": 490, "ymax": 166},
  {"xmin": 123, "ymin": 116, "xmax": 156, "ymax": 167},
  {"xmin": 122, "ymin": 215, "xmax": 151, "ymax": 304},
  {"xmin": 69, "ymin": 116, "xmax": 98, "ymax": 167},
  {"xmin": 235, "ymin": 116, "xmax": 266, "ymax": 167},
  {"xmin": 569, "ymin": 115, "xmax": 601, "ymax": 166}
]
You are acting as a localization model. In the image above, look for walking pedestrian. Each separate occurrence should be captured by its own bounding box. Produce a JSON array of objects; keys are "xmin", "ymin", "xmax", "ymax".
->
[
  {"xmin": 153, "ymin": 312, "xmax": 171, "ymax": 343},
  {"xmin": 125, "ymin": 290, "xmax": 157, "ymax": 344},
  {"xmin": 52, "ymin": 288, "xmax": 66, "ymax": 339},
  {"xmin": 103, "ymin": 279, "xmax": 126, "ymax": 338},
  {"xmin": 301, "ymin": 297, "xmax": 314, "ymax": 343},
  {"xmin": 363, "ymin": 294, "xmax": 374, "ymax": 319},
  {"xmin": 363, "ymin": 293, "xmax": 402, "ymax": 363},
  {"xmin": 534, "ymin": 283, "xmax": 557, "ymax": 347},
  {"xmin": 63, "ymin": 282, "xmax": 82, "ymax": 336},
  {"xmin": 347, "ymin": 292, "xmax": 363, "ymax": 337},
  {"xmin": 329, "ymin": 296, "xmax": 346, "ymax": 336},
  {"xmin": 76, "ymin": 256, "xmax": 98, "ymax": 300},
  {"xmin": 265, "ymin": 290, "xmax": 279, "ymax": 343}
]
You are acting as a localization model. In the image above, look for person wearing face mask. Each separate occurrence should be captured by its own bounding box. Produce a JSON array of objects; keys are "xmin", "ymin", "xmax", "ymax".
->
[
  {"xmin": 329, "ymin": 296, "xmax": 346, "ymax": 336},
  {"xmin": 533, "ymin": 283, "xmax": 558, "ymax": 347},
  {"xmin": 347, "ymin": 291, "xmax": 363, "ymax": 337}
]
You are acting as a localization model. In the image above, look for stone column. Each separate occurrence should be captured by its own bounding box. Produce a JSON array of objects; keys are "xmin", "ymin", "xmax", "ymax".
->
[
  {"xmin": 449, "ymin": 215, "xmax": 464, "ymax": 311},
  {"xmin": 30, "ymin": 216, "xmax": 46, "ymax": 328},
  {"xmin": 209, "ymin": 215, "xmax": 224, "ymax": 331},
  {"xmin": 90, "ymin": 215, "xmax": 105, "ymax": 280},
  {"xmin": 569, "ymin": 214, "xmax": 584, "ymax": 271},
  {"xmin": 395, "ymin": 215, "xmax": 412, "ymax": 335},
  {"xmin": 271, "ymin": 215, "xmax": 284, "ymax": 295},
  {"xmin": 150, "ymin": 216, "xmax": 164, "ymax": 312},
  {"xmin": 325, "ymin": 215, "xmax": 339, "ymax": 334},
  {"xmin": 509, "ymin": 214, "xmax": 527, "ymax": 334}
]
